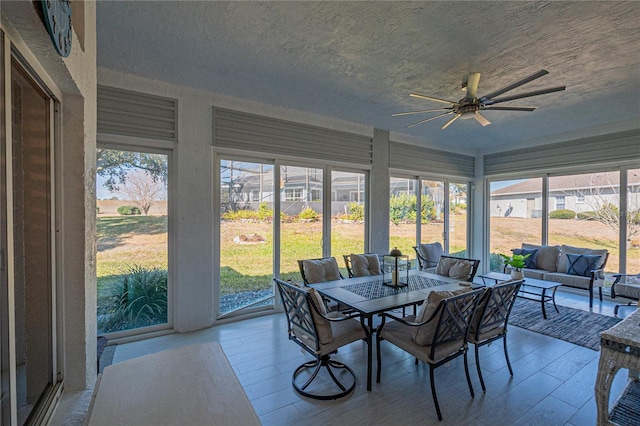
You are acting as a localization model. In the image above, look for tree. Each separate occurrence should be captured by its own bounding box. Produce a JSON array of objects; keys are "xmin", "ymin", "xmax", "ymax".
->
[
  {"xmin": 568, "ymin": 173, "xmax": 640, "ymax": 245},
  {"xmin": 120, "ymin": 170, "xmax": 166, "ymax": 215},
  {"xmin": 97, "ymin": 149, "xmax": 167, "ymax": 192}
]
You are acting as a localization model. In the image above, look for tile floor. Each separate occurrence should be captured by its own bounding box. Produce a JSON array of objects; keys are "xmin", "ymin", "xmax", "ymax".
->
[{"xmin": 52, "ymin": 289, "xmax": 637, "ymax": 425}]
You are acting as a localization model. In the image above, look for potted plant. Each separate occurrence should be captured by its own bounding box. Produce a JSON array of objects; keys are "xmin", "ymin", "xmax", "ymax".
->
[{"xmin": 500, "ymin": 253, "xmax": 530, "ymax": 280}]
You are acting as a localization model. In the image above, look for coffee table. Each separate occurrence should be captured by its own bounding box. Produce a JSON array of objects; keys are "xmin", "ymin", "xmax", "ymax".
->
[{"xmin": 478, "ymin": 272, "xmax": 561, "ymax": 319}]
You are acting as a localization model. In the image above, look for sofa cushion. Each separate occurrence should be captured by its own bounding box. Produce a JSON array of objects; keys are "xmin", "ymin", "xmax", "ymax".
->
[
  {"xmin": 557, "ymin": 245, "xmax": 607, "ymax": 274},
  {"xmin": 522, "ymin": 268, "xmax": 548, "ymax": 280},
  {"xmin": 351, "ymin": 253, "xmax": 381, "ymax": 276},
  {"xmin": 513, "ymin": 248, "xmax": 538, "ymax": 269},
  {"xmin": 522, "ymin": 244, "xmax": 560, "ymax": 272},
  {"xmin": 543, "ymin": 272, "xmax": 604, "ymax": 289},
  {"xmin": 566, "ymin": 254, "xmax": 602, "ymax": 277}
]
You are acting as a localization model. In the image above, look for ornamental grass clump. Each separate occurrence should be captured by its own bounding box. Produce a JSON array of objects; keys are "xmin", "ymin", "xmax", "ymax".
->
[{"xmin": 98, "ymin": 265, "xmax": 168, "ymax": 333}]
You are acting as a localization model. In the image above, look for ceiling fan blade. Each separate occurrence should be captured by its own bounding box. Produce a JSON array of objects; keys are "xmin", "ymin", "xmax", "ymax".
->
[
  {"xmin": 480, "ymin": 69, "xmax": 550, "ymax": 101},
  {"xmin": 474, "ymin": 112, "xmax": 491, "ymax": 127},
  {"xmin": 406, "ymin": 111, "xmax": 453, "ymax": 128},
  {"xmin": 441, "ymin": 114, "xmax": 461, "ymax": 130},
  {"xmin": 487, "ymin": 86, "xmax": 566, "ymax": 105},
  {"xmin": 410, "ymin": 92, "xmax": 458, "ymax": 105},
  {"xmin": 482, "ymin": 106, "xmax": 538, "ymax": 111},
  {"xmin": 465, "ymin": 72, "xmax": 481, "ymax": 99},
  {"xmin": 392, "ymin": 107, "xmax": 453, "ymax": 117}
]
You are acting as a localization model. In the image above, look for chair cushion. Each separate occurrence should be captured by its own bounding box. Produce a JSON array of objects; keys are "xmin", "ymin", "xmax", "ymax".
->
[
  {"xmin": 522, "ymin": 244, "xmax": 560, "ymax": 272},
  {"xmin": 412, "ymin": 289, "xmax": 468, "ymax": 346},
  {"xmin": 381, "ymin": 319, "xmax": 465, "ymax": 363},
  {"xmin": 543, "ymin": 272, "xmax": 602, "ymax": 289},
  {"xmin": 566, "ymin": 253, "xmax": 602, "ymax": 277},
  {"xmin": 302, "ymin": 258, "xmax": 342, "ymax": 283},
  {"xmin": 614, "ymin": 281, "xmax": 640, "ymax": 300},
  {"xmin": 418, "ymin": 242, "xmax": 443, "ymax": 269},
  {"xmin": 557, "ymin": 245, "xmax": 607, "ymax": 274},
  {"xmin": 351, "ymin": 253, "xmax": 381, "ymax": 276},
  {"xmin": 512, "ymin": 248, "xmax": 538, "ymax": 269},
  {"xmin": 435, "ymin": 258, "xmax": 473, "ymax": 280}
]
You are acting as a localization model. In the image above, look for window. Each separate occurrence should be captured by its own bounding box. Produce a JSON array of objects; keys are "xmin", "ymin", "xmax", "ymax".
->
[
  {"xmin": 96, "ymin": 148, "xmax": 170, "ymax": 335},
  {"xmin": 284, "ymin": 187, "xmax": 303, "ymax": 201},
  {"xmin": 390, "ymin": 176, "xmax": 418, "ymax": 259},
  {"xmin": 549, "ymin": 172, "xmax": 620, "ymax": 274},
  {"xmin": 627, "ymin": 169, "xmax": 640, "ymax": 274},
  {"xmin": 489, "ymin": 178, "xmax": 542, "ymax": 271},
  {"xmin": 449, "ymin": 182, "xmax": 468, "ymax": 257},
  {"xmin": 577, "ymin": 194, "xmax": 585, "ymax": 204},
  {"xmin": 220, "ymin": 160, "xmax": 274, "ymax": 316}
]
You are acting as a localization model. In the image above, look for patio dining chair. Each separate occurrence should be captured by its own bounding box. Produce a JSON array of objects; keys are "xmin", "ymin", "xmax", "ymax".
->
[
  {"xmin": 611, "ymin": 273, "xmax": 640, "ymax": 315},
  {"xmin": 376, "ymin": 288, "xmax": 484, "ymax": 421},
  {"xmin": 467, "ymin": 279, "xmax": 523, "ymax": 392},
  {"xmin": 274, "ymin": 278, "xmax": 368, "ymax": 400},
  {"xmin": 297, "ymin": 257, "xmax": 344, "ymax": 285},
  {"xmin": 413, "ymin": 242, "xmax": 444, "ymax": 272}
]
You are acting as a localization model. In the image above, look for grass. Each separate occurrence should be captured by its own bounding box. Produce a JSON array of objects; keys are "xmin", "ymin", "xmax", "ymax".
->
[{"xmin": 96, "ymin": 214, "xmax": 640, "ymax": 298}]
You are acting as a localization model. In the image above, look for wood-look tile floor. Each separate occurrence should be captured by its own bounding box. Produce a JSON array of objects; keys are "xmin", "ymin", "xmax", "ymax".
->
[{"xmin": 106, "ymin": 290, "xmax": 636, "ymax": 426}]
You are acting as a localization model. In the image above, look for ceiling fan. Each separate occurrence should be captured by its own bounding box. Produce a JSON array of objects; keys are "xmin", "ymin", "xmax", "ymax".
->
[{"xmin": 393, "ymin": 69, "xmax": 566, "ymax": 129}]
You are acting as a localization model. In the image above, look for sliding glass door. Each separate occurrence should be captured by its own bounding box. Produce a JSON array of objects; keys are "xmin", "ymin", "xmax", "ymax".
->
[
  {"xmin": 331, "ymin": 170, "xmax": 365, "ymax": 275},
  {"xmin": 11, "ymin": 56, "xmax": 56, "ymax": 425},
  {"xmin": 219, "ymin": 160, "xmax": 274, "ymax": 316}
]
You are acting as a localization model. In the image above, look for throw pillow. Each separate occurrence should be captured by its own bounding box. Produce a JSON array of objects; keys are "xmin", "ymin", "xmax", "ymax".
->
[
  {"xmin": 566, "ymin": 254, "xmax": 602, "ymax": 277},
  {"xmin": 512, "ymin": 248, "xmax": 539, "ymax": 269},
  {"xmin": 303, "ymin": 258, "xmax": 342, "ymax": 283},
  {"xmin": 449, "ymin": 259, "xmax": 473, "ymax": 280},
  {"xmin": 351, "ymin": 253, "xmax": 381, "ymax": 276},
  {"xmin": 435, "ymin": 257, "xmax": 453, "ymax": 276},
  {"xmin": 412, "ymin": 289, "xmax": 468, "ymax": 346}
]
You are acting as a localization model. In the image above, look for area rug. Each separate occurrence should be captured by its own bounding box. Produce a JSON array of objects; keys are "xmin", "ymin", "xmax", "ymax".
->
[
  {"xmin": 508, "ymin": 298, "xmax": 621, "ymax": 350},
  {"xmin": 610, "ymin": 380, "xmax": 640, "ymax": 426}
]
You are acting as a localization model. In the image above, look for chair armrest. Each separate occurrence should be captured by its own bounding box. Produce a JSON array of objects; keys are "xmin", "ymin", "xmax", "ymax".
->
[
  {"xmin": 589, "ymin": 267, "xmax": 606, "ymax": 281},
  {"xmin": 379, "ymin": 309, "xmax": 438, "ymax": 327}
]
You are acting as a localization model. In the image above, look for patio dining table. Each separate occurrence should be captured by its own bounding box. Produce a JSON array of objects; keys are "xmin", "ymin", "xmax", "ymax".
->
[{"xmin": 310, "ymin": 270, "xmax": 467, "ymax": 391}]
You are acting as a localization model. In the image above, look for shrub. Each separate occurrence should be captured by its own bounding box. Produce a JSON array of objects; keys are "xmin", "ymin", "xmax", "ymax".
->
[
  {"xmin": 389, "ymin": 193, "xmax": 436, "ymax": 224},
  {"xmin": 98, "ymin": 265, "xmax": 168, "ymax": 333},
  {"xmin": 222, "ymin": 203, "xmax": 274, "ymax": 222},
  {"xmin": 344, "ymin": 202, "xmax": 364, "ymax": 221},
  {"xmin": 549, "ymin": 209, "xmax": 575, "ymax": 219},
  {"xmin": 298, "ymin": 207, "xmax": 319, "ymax": 221},
  {"xmin": 577, "ymin": 211, "xmax": 597, "ymax": 220},
  {"xmin": 117, "ymin": 205, "xmax": 141, "ymax": 215}
]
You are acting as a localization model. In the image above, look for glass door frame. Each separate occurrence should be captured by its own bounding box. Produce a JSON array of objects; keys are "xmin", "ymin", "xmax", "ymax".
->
[
  {"xmin": 96, "ymin": 140, "xmax": 175, "ymax": 338},
  {"xmin": 214, "ymin": 153, "xmax": 370, "ymax": 316},
  {"xmin": 390, "ymin": 171, "xmax": 471, "ymax": 256},
  {"xmin": 3, "ymin": 39, "xmax": 63, "ymax": 425}
]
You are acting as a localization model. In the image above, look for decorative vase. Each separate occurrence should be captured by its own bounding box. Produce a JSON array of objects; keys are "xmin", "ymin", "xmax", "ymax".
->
[{"xmin": 511, "ymin": 269, "xmax": 524, "ymax": 280}]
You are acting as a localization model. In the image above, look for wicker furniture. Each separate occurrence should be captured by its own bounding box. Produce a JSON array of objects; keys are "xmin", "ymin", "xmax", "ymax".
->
[{"xmin": 595, "ymin": 308, "xmax": 640, "ymax": 425}]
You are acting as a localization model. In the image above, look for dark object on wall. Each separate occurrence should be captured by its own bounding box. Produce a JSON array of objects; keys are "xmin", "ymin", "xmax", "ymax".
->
[{"xmin": 40, "ymin": 0, "xmax": 73, "ymax": 57}]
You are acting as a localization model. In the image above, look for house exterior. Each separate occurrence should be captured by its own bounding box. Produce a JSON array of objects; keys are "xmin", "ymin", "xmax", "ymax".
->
[{"xmin": 490, "ymin": 172, "xmax": 640, "ymax": 218}]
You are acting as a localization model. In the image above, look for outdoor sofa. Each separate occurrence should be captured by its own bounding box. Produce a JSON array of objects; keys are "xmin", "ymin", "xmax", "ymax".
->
[{"xmin": 505, "ymin": 243, "xmax": 609, "ymax": 308}]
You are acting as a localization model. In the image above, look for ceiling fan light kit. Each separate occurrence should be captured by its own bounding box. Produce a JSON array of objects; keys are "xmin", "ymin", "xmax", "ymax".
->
[{"xmin": 395, "ymin": 69, "xmax": 565, "ymax": 129}]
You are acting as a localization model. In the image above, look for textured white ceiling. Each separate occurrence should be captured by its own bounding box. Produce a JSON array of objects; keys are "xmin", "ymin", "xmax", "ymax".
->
[{"xmin": 97, "ymin": 1, "xmax": 640, "ymax": 153}]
